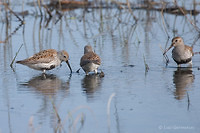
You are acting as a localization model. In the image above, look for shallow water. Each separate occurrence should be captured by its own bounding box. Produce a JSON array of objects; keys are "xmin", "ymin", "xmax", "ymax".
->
[{"xmin": 1, "ymin": 0, "xmax": 200, "ymax": 133}]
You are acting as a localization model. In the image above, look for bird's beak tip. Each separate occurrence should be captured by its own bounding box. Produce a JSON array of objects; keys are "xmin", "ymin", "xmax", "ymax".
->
[
  {"xmin": 163, "ymin": 45, "xmax": 173, "ymax": 55},
  {"xmin": 66, "ymin": 60, "xmax": 72, "ymax": 73}
]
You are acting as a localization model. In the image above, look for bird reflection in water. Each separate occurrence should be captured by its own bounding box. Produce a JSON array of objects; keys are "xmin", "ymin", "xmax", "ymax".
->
[
  {"xmin": 173, "ymin": 67, "xmax": 194, "ymax": 100},
  {"xmin": 19, "ymin": 74, "xmax": 71, "ymax": 130},
  {"xmin": 81, "ymin": 73, "xmax": 104, "ymax": 100},
  {"xmin": 20, "ymin": 73, "xmax": 71, "ymax": 96}
]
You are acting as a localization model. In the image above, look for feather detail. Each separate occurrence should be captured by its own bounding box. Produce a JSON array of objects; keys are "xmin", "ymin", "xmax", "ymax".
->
[
  {"xmin": 80, "ymin": 52, "xmax": 101, "ymax": 67},
  {"xmin": 185, "ymin": 45, "xmax": 194, "ymax": 56},
  {"xmin": 16, "ymin": 49, "xmax": 57, "ymax": 64}
]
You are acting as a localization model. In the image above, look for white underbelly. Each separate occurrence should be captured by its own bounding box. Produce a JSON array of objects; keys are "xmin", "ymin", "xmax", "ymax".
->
[
  {"xmin": 82, "ymin": 63, "xmax": 99, "ymax": 72},
  {"xmin": 172, "ymin": 49, "xmax": 192, "ymax": 62},
  {"xmin": 27, "ymin": 60, "xmax": 61, "ymax": 70}
]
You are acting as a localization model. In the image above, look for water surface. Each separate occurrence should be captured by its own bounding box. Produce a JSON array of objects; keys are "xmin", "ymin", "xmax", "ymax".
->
[{"xmin": 0, "ymin": 1, "xmax": 200, "ymax": 133}]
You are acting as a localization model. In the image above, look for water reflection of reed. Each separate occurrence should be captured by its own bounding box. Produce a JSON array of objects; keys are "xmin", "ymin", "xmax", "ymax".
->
[
  {"xmin": 81, "ymin": 74, "xmax": 103, "ymax": 100},
  {"xmin": 1, "ymin": 0, "xmax": 199, "ymax": 72},
  {"xmin": 173, "ymin": 68, "xmax": 194, "ymax": 100},
  {"xmin": 19, "ymin": 74, "xmax": 71, "ymax": 130},
  {"xmin": 0, "ymin": 1, "xmax": 199, "ymax": 133}
]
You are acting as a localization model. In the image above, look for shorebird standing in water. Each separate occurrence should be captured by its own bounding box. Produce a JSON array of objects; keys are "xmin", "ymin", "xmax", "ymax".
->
[
  {"xmin": 163, "ymin": 37, "xmax": 194, "ymax": 67},
  {"xmin": 80, "ymin": 45, "xmax": 101, "ymax": 75},
  {"xmin": 16, "ymin": 49, "xmax": 72, "ymax": 73}
]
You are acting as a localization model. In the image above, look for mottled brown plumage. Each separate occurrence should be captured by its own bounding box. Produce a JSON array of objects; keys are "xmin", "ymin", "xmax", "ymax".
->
[
  {"xmin": 185, "ymin": 45, "xmax": 194, "ymax": 56},
  {"xmin": 80, "ymin": 45, "xmax": 101, "ymax": 75},
  {"xmin": 17, "ymin": 49, "xmax": 58, "ymax": 64},
  {"xmin": 16, "ymin": 49, "xmax": 72, "ymax": 73},
  {"xmin": 163, "ymin": 37, "xmax": 193, "ymax": 67},
  {"xmin": 80, "ymin": 52, "xmax": 101, "ymax": 67}
]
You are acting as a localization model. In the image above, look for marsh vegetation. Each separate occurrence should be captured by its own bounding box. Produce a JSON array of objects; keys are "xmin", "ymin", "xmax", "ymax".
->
[{"xmin": 0, "ymin": 0, "xmax": 200, "ymax": 133}]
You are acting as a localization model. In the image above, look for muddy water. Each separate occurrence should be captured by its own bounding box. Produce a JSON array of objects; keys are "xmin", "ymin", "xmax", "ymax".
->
[{"xmin": 0, "ymin": 1, "xmax": 200, "ymax": 133}]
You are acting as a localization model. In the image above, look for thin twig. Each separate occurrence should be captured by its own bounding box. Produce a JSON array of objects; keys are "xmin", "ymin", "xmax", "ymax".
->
[
  {"xmin": 4, "ymin": 22, "xmax": 24, "ymax": 43},
  {"xmin": 3, "ymin": 3, "xmax": 24, "ymax": 23},
  {"xmin": 10, "ymin": 44, "xmax": 23, "ymax": 68},
  {"xmin": 158, "ymin": 43, "xmax": 169, "ymax": 65}
]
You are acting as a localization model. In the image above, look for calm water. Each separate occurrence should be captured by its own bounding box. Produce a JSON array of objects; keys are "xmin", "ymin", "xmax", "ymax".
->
[{"xmin": 1, "ymin": 1, "xmax": 200, "ymax": 133}]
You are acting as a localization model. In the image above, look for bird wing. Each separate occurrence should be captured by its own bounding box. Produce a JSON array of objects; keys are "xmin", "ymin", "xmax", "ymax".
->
[
  {"xmin": 17, "ymin": 49, "xmax": 57, "ymax": 64},
  {"xmin": 80, "ymin": 52, "xmax": 101, "ymax": 67},
  {"xmin": 185, "ymin": 45, "xmax": 194, "ymax": 56}
]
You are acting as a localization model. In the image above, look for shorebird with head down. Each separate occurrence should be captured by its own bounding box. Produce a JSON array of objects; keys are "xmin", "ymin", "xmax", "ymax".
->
[
  {"xmin": 163, "ymin": 37, "xmax": 194, "ymax": 67},
  {"xmin": 16, "ymin": 49, "xmax": 72, "ymax": 73},
  {"xmin": 80, "ymin": 45, "xmax": 101, "ymax": 75}
]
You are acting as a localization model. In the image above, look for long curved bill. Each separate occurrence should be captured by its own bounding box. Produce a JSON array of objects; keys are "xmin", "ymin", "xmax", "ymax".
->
[
  {"xmin": 66, "ymin": 60, "xmax": 72, "ymax": 73},
  {"xmin": 163, "ymin": 45, "xmax": 173, "ymax": 55}
]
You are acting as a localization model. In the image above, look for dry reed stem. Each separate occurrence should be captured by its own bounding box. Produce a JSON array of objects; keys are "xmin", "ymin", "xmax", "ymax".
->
[
  {"xmin": 59, "ymin": 1, "xmax": 89, "ymax": 5},
  {"xmin": 28, "ymin": 116, "xmax": 42, "ymax": 133},
  {"xmin": 143, "ymin": 55, "xmax": 149, "ymax": 72},
  {"xmin": 62, "ymin": 105, "xmax": 97, "ymax": 132},
  {"xmin": 4, "ymin": 22, "xmax": 24, "ymax": 43},
  {"xmin": 43, "ymin": 4, "xmax": 52, "ymax": 17},
  {"xmin": 37, "ymin": 0, "xmax": 43, "ymax": 16},
  {"xmin": 58, "ymin": 0, "xmax": 62, "ymax": 11},
  {"xmin": 3, "ymin": 3, "xmax": 24, "ymax": 23},
  {"xmin": 3, "ymin": 2, "xmax": 25, "ymax": 43},
  {"xmin": 62, "ymin": 105, "xmax": 97, "ymax": 128},
  {"xmin": 111, "ymin": 0, "xmax": 124, "ymax": 9},
  {"xmin": 107, "ymin": 93, "xmax": 116, "ymax": 132},
  {"xmin": 29, "ymin": 116, "xmax": 35, "ymax": 133},
  {"xmin": 50, "ymin": 97, "xmax": 65, "ymax": 132},
  {"xmin": 10, "ymin": 44, "xmax": 23, "ymax": 68},
  {"xmin": 160, "ymin": 3, "xmax": 169, "ymax": 38},
  {"xmin": 174, "ymin": 0, "xmax": 200, "ymax": 32},
  {"xmin": 126, "ymin": 0, "xmax": 137, "ymax": 21},
  {"xmin": 22, "ymin": 0, "xmax": 24, "ymax": 21},
  {"xmin": 158, "ymin": 43, "xmax": 169, "ymax": 65},
  {"xmin": 72, "ymin": 113, "xmax": 85, "ymax": 133},
  {"xmin": 33, "ymin": 0, "xmax": 38, "ymax": 15}
]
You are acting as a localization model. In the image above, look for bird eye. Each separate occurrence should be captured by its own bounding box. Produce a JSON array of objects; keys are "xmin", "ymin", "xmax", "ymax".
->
[
  {"xmin": 175, "ymin": 40, "xmax": 178, "ymax": 42},
  {"xmin": 64, "ymin": 55, "xmax": 66, "ymax": 58}
]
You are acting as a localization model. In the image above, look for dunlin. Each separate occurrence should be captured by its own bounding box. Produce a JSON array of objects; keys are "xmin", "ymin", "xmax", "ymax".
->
[
  {"xmin": 16, "ymin": 49, "xmax": 72, "ymax": 73},
  {"xmin": 163, "ymin": 37, "xmax": 193, "ymax": 67},
  {"xmin": 80, "ymin": 45, "xmax": 101, "ymax": 75}
]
